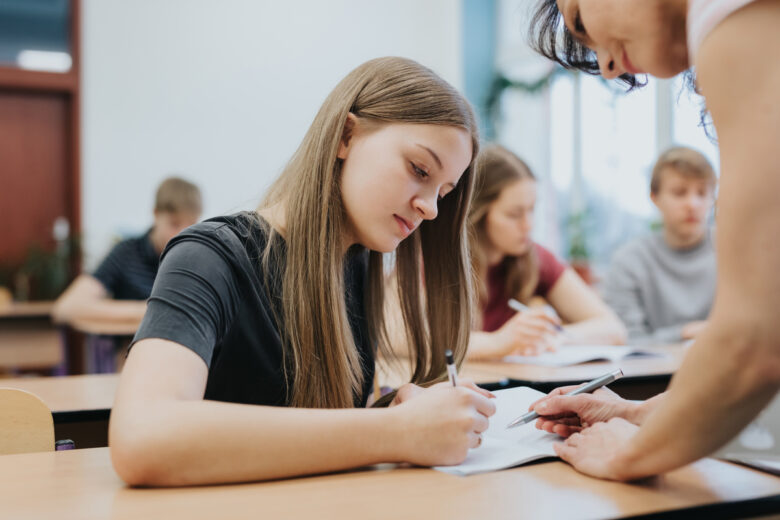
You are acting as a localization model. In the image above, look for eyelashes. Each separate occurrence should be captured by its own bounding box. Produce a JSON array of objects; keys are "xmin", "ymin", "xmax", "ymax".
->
[
  {"xmin": 411, "ymin": 161, "xmax": 446, "ymax": 200},
  {"xmin": 411, "ymin": 162, "xmax": 429, "ymax": 179}
]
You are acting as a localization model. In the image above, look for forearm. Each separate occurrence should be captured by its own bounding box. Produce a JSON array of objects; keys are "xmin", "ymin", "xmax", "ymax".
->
[
  {"xmin": 110, "ymin": 399, "xmax": 400, "ymax": 486},
  {"xmin": 563, "ymin": 315, "xmax": 627, "ymax": 345},
  {"xmin": 612, "ymin": 322, "xmax": 780, "ymax": 479},
  {"xmin": 55, "ymin": 299, "xmax": 147, "ymax": 324}
]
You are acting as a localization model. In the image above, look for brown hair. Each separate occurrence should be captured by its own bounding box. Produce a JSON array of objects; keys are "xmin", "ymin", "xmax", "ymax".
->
[
  {"xmin": 260, "ymin": 57, "xmax": 479, "ymax": 409},
  {"xmin": 469, "ymin": 145, "xmax": 538, "ymax": 327},
  {"xmin": 154, "ymin": 177, "xmax": 202, "ymax": 215},
  {"xmin": 650, "ymin": 147, "xmax": 716, "ymax": 194}
]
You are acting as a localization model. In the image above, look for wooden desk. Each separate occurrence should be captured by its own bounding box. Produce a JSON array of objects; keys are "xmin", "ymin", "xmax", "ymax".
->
[
  {"xmin": 472, "ymin": 344, "xmax": 688, "ymax": 400},
  {"xmin": 0, "ymin": 301, "xmax": 55, "ymax": 319},
  {"xmin": 0, "ymin": 301, "xmax": 62, "ymax": 370},
  {"xmin": 0, "ymin": 374, "xmax": 118, "ymax": 449},
  {"xmin": 68, "ymin": 319, "xmax": 138, "ymax": 374},
  {"xmin": 2, "ymin": 448, "xmax": 779, "ymax": 519},
  {"xmin": 69, "ymin": 319, "xmax": 139, "ymax": 337}
]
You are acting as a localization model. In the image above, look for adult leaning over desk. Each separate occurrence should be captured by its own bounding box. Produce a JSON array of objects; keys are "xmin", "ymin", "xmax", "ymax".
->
[{"xmin": 524, "ymin": 0, "xmax": 780, "ymax": 480}]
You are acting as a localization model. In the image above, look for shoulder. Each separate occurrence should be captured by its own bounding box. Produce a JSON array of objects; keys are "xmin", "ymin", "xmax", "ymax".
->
[
  {"xmin": 533, "ymin": 243, "xmax": 565, "ymax": 267},
  {"xmin": 105, "ymin": 232, "xmax": 149, "ymax": 255},
  {"xmin": 612, "ymin": 233, "xmax": 657, "ymax": 264},
  {"xmin": 687, "ymin": 0, "xmax": 763, "ymax": 60},
  {"xmin": 166, "ymin": 212, "xmax": 268, "ymax": 260}
]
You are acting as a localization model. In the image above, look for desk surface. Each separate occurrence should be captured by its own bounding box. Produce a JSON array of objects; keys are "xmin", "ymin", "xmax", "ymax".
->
[
  {"xmin": 69, "ymin": 319, "xmax": 139, "ymax": 336},
  {"xmin": 472, "ymin": 344, "xmax": 687, "ymax": 385},
  {"xmin": 0, "ymin": 300, "xmax": 54, "ymax": 319},
  {"xmin": 2, "ymin": 447, "xmax": 779, "ymax": 520},
  {"xmin": 0, "ymin": 374, "xmax": 117, "ymax": 415}
]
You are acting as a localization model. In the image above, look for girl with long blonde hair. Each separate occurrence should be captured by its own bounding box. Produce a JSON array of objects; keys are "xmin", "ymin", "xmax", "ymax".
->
[
  {"xmin": 109, "ymin": 57, "xmax": 494, "ymax": 486},
  {"xmin": 468, "ymin": 145, "xmax": 626, "ymax": 360}
]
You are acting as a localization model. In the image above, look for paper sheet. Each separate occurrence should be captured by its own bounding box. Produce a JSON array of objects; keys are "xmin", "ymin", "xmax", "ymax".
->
[
  {"xmin": 504, "ymin": 345, "xmax": 665, "ymax": 367},
  {"xmin": 434, "ymin": 386, "xmax": 559, "ymax": 476}
]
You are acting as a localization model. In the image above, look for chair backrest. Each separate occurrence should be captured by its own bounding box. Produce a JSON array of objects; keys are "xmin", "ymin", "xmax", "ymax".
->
[{"xmin": 0, "ymin": 387, "xmax": 54, "ymax": 455}]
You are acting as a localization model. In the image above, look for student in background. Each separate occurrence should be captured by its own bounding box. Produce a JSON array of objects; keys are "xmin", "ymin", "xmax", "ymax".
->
[
  {"xmin": 525, "ymin": 0, "xmax": 780, "ymax": 481},
  {"xmin": 109, "ymin": 57, "xmax": 495, "ymax": 487},
  {"xmin": 602, "ymin": 147, "xmax": 717, "ymax": 345},
  {"xmin": 52, "ymin": 177, "xmax": 202, "ymax": 327},
  {"xmin": 467, "ymin": 145, "xmax": 626, "ymax": 361}
]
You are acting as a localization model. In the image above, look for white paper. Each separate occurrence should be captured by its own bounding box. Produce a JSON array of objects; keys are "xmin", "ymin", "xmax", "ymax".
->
[
  {"xmin": 434, "ymin": 386, "xmax": 559, "ymax": 476},
  {"xmin": 503, "ymin": 345, "xmax": 665, "ymax": 367}
]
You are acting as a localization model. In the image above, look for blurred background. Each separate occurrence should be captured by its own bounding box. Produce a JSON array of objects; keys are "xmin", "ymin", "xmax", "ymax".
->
[{"xmin": 0, "ymin": 0, "xmax": 718, "ymax": 303}]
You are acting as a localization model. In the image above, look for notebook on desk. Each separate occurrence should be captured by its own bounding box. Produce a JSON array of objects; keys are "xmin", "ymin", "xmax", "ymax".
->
[
  {"xmin": 504, "ymin": 345, "xmax": 666, "ymax": 367},
  {"xmin": 434, "ymin": 386, "xmax": 560, "ymax": 476},
  {"xmin": 716, "ymin": 392, "xmax": 780, "ymax": 475}
]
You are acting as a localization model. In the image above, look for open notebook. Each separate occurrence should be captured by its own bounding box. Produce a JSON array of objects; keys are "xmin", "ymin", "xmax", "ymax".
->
[
  {"xmin": 434, "ymin": 386, "xmax": 560, "ymax": 476},
  {"xmin": 504, "ymin": 345, "xmax": 666, "ymax": 367}
]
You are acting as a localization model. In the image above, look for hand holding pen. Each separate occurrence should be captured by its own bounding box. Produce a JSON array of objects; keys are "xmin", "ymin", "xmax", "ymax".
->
[{"xmin": 506, "ymin": 369, "xmax": 624, "ymax": 429}]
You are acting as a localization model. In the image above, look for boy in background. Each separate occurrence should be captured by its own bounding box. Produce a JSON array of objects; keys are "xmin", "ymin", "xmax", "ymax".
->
[
  {"xmin": 602, "ymin": 147, "xmax": 717, "ymax": 345},
  {"xmin": 53, "ymin": 177, "xmax": 202, "ymax": 327}
]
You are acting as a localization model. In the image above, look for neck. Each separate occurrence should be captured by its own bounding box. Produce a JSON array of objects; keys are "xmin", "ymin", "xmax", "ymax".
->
[
  {"xmin": 663, "ymin": 227, "xmax": 705, "ymax": 250},
  {"xmin": 484, "ymin": 244, "xmax": 505, "ymax": 267},
  {"xmin": 149, "ymin": 227, "xmax": 166, "ymax": 255}
]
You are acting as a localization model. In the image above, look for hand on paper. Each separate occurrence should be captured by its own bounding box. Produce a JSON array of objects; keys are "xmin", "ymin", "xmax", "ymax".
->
[
  {"xmin": 389, "ymin": 379, "xmax": 495, "ymax": 407},
  {"xmin": 530, "ymin": 385, "xmax": 640, "ymax": 437},
  {"xmin": 389, "ymin": 385, "xmax": 496, "ymax": 466},
  {"xmin": 494, "ymin": 309, "xmax": 562, "ymax": 356},
  {"xmin": 554, "ymin": 418, "xmax": 639, "ymax": 480}
]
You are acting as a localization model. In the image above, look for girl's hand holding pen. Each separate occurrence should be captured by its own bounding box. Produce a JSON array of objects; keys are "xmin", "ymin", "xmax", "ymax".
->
[
  {"xmin": 388, "ymin": 384, "xmax": 496, "ymax": 466},
  {"xmin": 494, "ymin": 308, "xmax": 562, "ymax": 357}
]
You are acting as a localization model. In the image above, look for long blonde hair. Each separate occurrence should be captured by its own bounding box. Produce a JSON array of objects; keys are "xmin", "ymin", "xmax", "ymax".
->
[
  {"xmin": 261, "ymin": 57, "xmax": 479, "ymax": 408},
  {"xmin": 469, "ymin": 145, "xmax": 538, "ymax": 327}
]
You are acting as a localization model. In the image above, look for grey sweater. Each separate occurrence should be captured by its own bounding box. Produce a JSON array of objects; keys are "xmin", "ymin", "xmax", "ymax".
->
[{"xmin": 601, "ymin": 231, "xmax": 716, "ymax": 345}]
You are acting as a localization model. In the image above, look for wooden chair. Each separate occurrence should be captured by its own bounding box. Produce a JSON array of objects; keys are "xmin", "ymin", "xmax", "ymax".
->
[{"xmin": 0, "ymin": 388, "xmax": 54, "ymax": 455}]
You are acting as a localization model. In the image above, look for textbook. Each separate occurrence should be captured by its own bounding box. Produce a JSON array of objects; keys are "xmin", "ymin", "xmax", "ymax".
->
[
  {"xmin": 504, "ymin": 345, "xmax": 665, "ymax": 367},
  {"xmin": 434, "ymin": 386, "xmax": 560, "ymax": 476}
]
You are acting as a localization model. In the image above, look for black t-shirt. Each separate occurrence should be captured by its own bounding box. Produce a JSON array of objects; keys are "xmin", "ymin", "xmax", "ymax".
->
[
  {"xmin": 132, "ymin": 211, "xmax": 375, "ymax": 408},
  {"xmin": 92, "ymin": 230, "xmax": 160, "ymax": 300}
]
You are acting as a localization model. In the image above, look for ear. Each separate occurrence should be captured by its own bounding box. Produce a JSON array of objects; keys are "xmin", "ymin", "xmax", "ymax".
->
[
  {"xmin": 337, "ymin": 113, "xmax": 358, "ymax": 160},
  {"xmin": 650, "ymin": 191, "xmax": 659, "ymax": 208}
]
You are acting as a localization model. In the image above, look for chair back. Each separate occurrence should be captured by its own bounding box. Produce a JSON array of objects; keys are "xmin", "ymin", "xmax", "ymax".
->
[{"xmin": 0, "ymin": 387, "xmax": 54, "ymax": 455}]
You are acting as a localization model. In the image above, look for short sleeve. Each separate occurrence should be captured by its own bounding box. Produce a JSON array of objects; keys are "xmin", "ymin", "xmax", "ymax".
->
[
  {"xmin": 92, "ymin": 241, "xmax": 128, "ymax": 296},
  {"xmin": 131, "ymin": 239, "xmax": 242, "ymax": 367},
  {"xmin": 534, "ymin": 244, "xmax": 567, "ymax": 296}
]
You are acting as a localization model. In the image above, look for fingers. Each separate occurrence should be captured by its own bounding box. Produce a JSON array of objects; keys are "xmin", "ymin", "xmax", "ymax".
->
[
  {"xmin": 528, "ymin": 385, "xmax": 580, "ymax": 411},
  {"xmin": 395, "ymin": 383, "xmax": 424, "ymax": 402},
  {"xmin": 465, "ymin": 390, "xmax": 497, "ymax": 418},
  {"xmin": 457, "ymin": 378, "xmax": 496, "ymax": 399},
  {"xmin": 534, "ymin": 394, "xmax": 586, "ymax": 417},
  {"xmin": 468, "ymin": 431, "xmax": 483, "ymax": 449}
]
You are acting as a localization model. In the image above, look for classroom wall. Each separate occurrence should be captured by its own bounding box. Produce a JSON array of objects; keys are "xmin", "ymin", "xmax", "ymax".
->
[{"xmin": 81, "ymin": 0, "xmax": 463, "ymax": 269}]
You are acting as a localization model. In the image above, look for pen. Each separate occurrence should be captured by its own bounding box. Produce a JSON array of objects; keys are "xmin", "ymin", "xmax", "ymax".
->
[
  {"xmin": 508, "ymin": 298, "xmax": 564, "ymax": 332},
  {"xmin": 505, "ymin": 368, "xmax": 624, "ymax": 429},
  {"xmin": 445, "ymin": 349, "xmax": 458, "ymax": 387}
]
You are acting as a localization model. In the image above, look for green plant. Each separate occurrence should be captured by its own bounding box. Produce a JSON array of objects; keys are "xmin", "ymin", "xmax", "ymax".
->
[{"xmin": 566, "ymin": 210, "xmax": 592, "ymax": 263}]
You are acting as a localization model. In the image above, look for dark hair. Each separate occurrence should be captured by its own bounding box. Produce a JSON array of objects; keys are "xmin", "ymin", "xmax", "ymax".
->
[{"xmin": 529, "ymin": 0, "xmax": 642, "ymax": 90}]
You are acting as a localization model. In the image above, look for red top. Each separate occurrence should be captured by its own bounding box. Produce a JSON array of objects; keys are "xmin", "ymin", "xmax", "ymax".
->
[{"xmin": 481, "ymin": 243, "xmax": 567, "ymax": 332}]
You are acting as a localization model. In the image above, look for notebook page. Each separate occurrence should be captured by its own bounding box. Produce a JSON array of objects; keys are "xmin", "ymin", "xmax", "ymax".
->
[
  {"xmin": 504, "ymin": 345, "xmax": 664, "ymax": 367},
  {"xmin": 434, "ymin": 386, "xmax": 559, "ymax": 476}
]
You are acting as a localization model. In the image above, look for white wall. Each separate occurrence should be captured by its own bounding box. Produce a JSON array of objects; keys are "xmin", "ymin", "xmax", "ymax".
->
[{"xmin": 81, "ymin": 0, "xmax": 463, "ymax": 269}]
